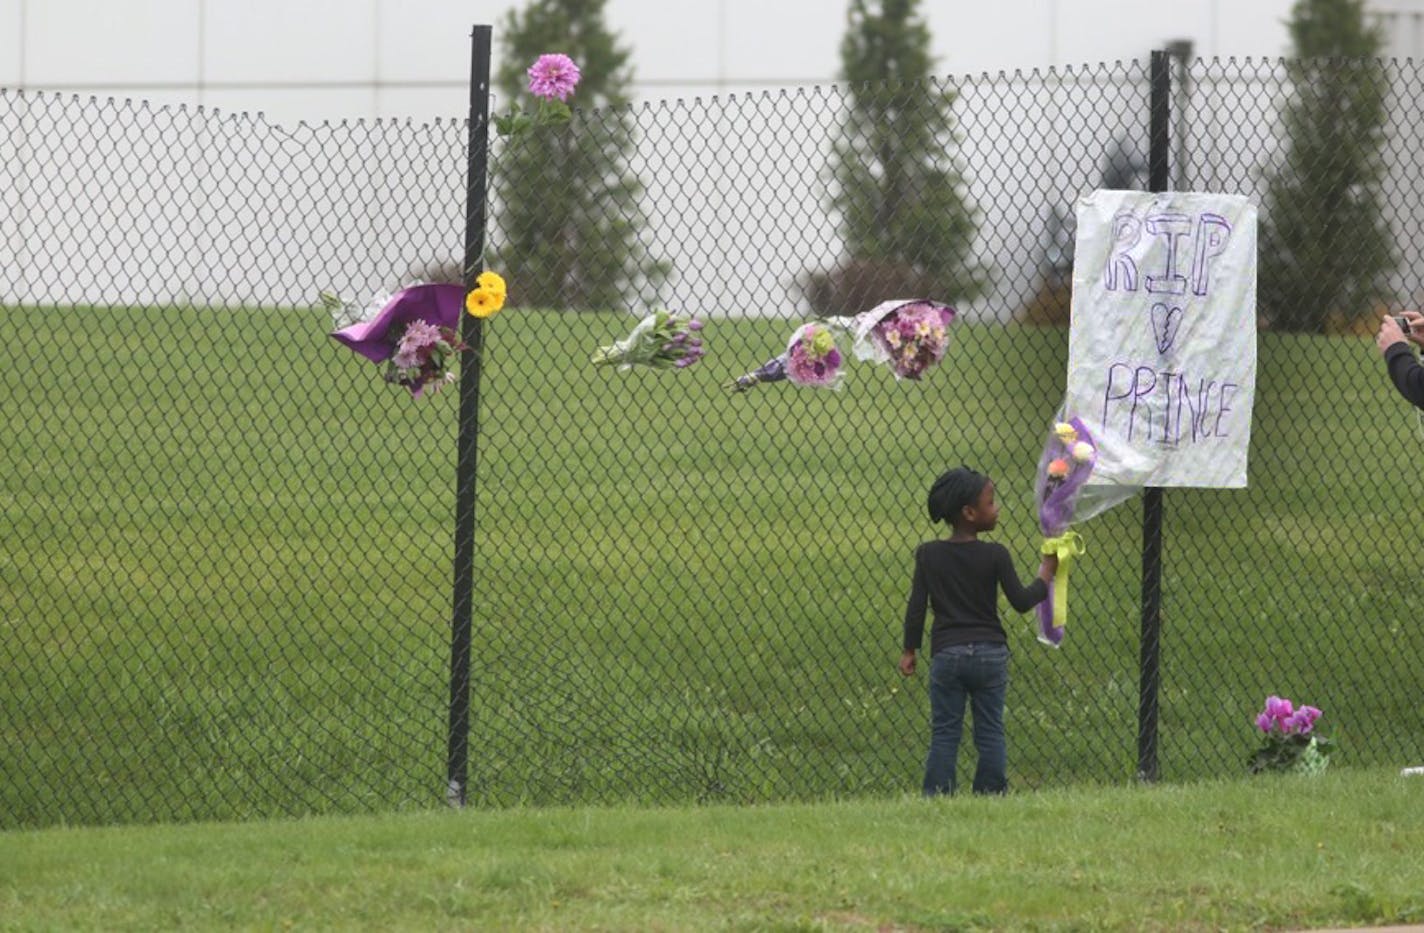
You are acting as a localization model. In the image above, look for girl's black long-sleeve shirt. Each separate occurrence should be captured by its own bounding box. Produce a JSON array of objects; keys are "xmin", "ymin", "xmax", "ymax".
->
[
  {"xmin": 902, "ymin": 539, "xmax": 1048, "ymax": 657},
  {"xmin": 1385, "ymin": 342, "xmax": 1424, "ymax": 409}
]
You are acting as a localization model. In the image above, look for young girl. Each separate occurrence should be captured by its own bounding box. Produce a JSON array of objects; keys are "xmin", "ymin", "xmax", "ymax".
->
[{"xmin": 898, "ymin": 466, "xmax": 1056, "ymax": 796}]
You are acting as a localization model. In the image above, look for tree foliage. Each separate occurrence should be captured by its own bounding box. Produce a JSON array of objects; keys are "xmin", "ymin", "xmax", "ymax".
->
[
  {"xmin": 811, "ymin": 0, "xmax": 984, "ymax": 316},
  {"xmin": 492, "ymin": 0, "xmax": 666, "ymax": 310},
  {"xmin": 1259, "ymin": 0, "xmax": 1393, "ymax": 332}
]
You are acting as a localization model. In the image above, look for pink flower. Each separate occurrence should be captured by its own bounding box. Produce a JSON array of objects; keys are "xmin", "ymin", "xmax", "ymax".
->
[
  {"xmin": 1256, "ymin": 696, "xmax": 1324, "ymax": 735},
  {"xmin": 393, "ymin": 319, "xmax": 444, "ymax": 368},
  {"xmin": 1265, "ymin": 695, "xmax": 1293, "ymax": 721},
  {"xmin": 527, "ymin": 53, "xmax": 581, "ymax": 102},
  {"xmin": 1293, "ymin": 705, "xmax": 1322, "ymax": 734}
]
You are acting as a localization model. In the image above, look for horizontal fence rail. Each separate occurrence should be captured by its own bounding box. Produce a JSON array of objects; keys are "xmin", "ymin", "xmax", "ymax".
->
[{"xmin": 4, "ymin": 54, "xmax": 1424, "ymax": 829}]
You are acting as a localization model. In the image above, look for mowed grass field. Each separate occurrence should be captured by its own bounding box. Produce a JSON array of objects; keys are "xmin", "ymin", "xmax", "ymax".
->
[
  {"xmin": 4, "ymin": 304, "xmax": 1424, "ymax": 828},
  {"xmin": 4, "ymin": 769, "xmax": 1424, "ymax": 931}
]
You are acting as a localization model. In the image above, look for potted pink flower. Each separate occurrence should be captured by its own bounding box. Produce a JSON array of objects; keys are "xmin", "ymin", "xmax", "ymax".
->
[{"xmin": 1249, "ymin": 694, "xmax": 1334, "ymax": 775}]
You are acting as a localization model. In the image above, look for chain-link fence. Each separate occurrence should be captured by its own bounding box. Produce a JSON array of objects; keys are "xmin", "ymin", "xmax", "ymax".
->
[{"xmin": 5, "ymin": 51, "xmax": 1424, "ymax": 830}]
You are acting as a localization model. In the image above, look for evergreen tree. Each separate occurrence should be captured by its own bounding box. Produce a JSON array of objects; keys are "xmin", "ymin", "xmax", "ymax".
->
[
  {"xmin": 811, "ymin": 0, "xmax": 984, "ymax": 316},
  {"xmin": 1259, "ymin": 0, "xmax": 1392, "ymax": 332},
  {"xmin": 492, "ymin": 0, "xmax": 665, "ymax": 310}
]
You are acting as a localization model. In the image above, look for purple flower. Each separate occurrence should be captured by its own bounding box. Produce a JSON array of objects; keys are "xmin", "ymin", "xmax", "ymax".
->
[
  {"xmin": 1265, "ymin": 695, "xmax": 1293, "ymax": 721},
  {"xmin": 1256, "ymin": 696, "xmax": 1324, "ymax": 736},
  {"xmin": 1294, "ymin": 705, "xmax": 1322, "ymax": 733},
  {"xmin": 527, "ymin": 53, "xmax": 581, "ymax": 102},
  {"xmin": 687, "ymin": 319, "xmax": 704, "ymax": 331},
  {"xmin": 393, "ymin": 319, "xmax": 443, "ymax": 368}
]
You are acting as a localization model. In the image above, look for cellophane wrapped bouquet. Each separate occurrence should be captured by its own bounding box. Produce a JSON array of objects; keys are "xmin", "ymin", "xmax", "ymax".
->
[
  {"xmin": 592, "ymin": 309, "xmax": 705, "ymax": 371},
  {"xmin": 846, "ymin": 299, "xmax": 956, "ymax": 379},
  {"xmin": 729, "ymin": 321, "xmax": 845, "ymax": 392},
  {"xmin": 1033, "ymin": 416, "xmax": 1098, "ymax": 646},
  {"xmin": 328, "ymin": 283, "xmax": 472, "ymax": 398}
]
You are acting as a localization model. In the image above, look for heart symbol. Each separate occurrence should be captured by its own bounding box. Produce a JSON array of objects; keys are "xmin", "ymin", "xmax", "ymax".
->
[{"xmin": 1151, "ymin": 303, "xmax": 1182, "ymax": 355}]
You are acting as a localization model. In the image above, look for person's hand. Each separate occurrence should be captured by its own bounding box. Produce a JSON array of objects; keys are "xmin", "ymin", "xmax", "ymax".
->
[
  {"xmin": 1039, "ymin": 554, "xmax": 1059, "ymax": 582},
  {"xmin": 898, "ymin": 649, "xmax": 917, "ymax": 677},
  {"xmin": 1378, "ymin": 313, "xmax": 1409, "ymax": 355},
  {"xmin": 1402, "ymin": 310, "xmax": 1424, "ymax": 344}
]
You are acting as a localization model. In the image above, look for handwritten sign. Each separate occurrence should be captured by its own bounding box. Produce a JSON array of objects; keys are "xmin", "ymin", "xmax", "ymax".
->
[{"xmin": 1065, "ymin": 190, "xmax": 1257, "ymax": 489}]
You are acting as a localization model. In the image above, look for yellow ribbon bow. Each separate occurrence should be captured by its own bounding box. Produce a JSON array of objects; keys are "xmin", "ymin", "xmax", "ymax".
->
[{"xmin": 1040, "ymin": 531, "xmax": 1087, "ymax": 630}]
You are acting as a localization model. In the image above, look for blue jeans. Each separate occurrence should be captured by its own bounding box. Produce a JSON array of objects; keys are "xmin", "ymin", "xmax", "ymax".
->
[{"xmin": 922, "ymin": 642, "xmax": 1010, "ymax": 796}]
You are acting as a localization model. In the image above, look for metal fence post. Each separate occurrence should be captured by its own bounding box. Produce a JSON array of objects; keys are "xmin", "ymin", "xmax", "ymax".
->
[
  {"xmin": 1137, "ymin": 49, "xmax": 1171, "ymax": 784},
  {"xmin": 447, "ymin": 23, "xmax": 492, "ymax": 809}
]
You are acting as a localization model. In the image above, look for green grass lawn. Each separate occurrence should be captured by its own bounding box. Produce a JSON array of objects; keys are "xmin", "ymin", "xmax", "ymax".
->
[
  {"xmin": 4, "ymin": 304, "xmax": 1424, "ymax": 828},
  {"xmin": 3, "ymin": 768, "xmax": 1423, "ymax": 931}
]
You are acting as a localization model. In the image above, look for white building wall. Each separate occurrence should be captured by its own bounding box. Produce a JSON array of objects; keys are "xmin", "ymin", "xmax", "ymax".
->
[
  {"xmin": 1372, "ymin": 0, "xmax": 1424, "ymax": 59},
  {"xmin": 11, "ymin": 0, "xmax": 1424, "ymax": 318},
  {"xmin": 4, "ymin": 0, "xmax": 1299, "ymax": 124}
]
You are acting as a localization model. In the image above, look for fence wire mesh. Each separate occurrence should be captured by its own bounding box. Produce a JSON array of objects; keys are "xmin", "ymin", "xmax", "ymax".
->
[{"xmin": 4, "ymin": 55, "xmax": 1424, "ymax": 829}]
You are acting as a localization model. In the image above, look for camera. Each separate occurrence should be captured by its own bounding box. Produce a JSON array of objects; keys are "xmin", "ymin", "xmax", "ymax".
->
[{"xmin": 1396, "ymin": 315, "xmax": 1412, "ymax": 333}]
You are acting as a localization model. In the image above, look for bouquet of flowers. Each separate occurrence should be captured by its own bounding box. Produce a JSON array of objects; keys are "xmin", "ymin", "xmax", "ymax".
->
[
  {"xmin": 785, "ymin": 322, "xmax": 845, "ymax": 387},
  {"xmin": 1033, "ymin": 416, "xmax": 1098, "ymax": 646},
  {"xmin": 328, "ymin": 283, "xmax": 470, "ymax": 398},
  {"xmin": 843, "ymin": 299, "xmax": 956, "ymax": 380},
  {"xmin": 592, "ymin": 309, "xmax": 704, "ymax": 370},
  {"xmin": 1249, "ymin": 695, "xmax": 1333, "ymax": 775},
  {"xmin": 728, "ymin": 321, "xmax": 845, "ymax": 392},
  {"xmin": 385, "ymin": 319, "xmax": 467, "ymax": 397}
]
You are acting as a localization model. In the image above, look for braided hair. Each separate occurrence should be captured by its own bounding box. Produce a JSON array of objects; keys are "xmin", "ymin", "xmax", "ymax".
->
[{"xmin": 926, "ymin": 466, "xmax": 989, "ymax": 525}]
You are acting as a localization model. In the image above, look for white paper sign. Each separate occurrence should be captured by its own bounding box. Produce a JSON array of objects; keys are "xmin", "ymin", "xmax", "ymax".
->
[{"xmin": 1065, "ymin": 189, "xmax": 1257, "ymax": 489}]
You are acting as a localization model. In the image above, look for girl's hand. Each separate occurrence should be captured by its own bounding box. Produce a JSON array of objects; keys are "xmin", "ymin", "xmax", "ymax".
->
[
  {"xmin": 1039, "ymin": 554, "xmax": 1059, "ymax": 582},
  {"xmin": 898, "ymin": 649, "xmax": 917, "ymax": 677}
]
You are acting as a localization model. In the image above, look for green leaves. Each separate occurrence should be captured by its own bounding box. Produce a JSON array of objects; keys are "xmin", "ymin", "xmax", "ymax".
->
[
  {"xmin": 493, "ymin": 111, "xmax": 535, "ymax": 138},
  {"xmin": 539, "ymin": 100, "xmax": 572, "ymax": 127},
  {"xmin": 1249, "ymin": 733, "xmax": 1334, "ymax": 775},
  {"xmin": 493, "ymin": 99, "xmax": 571, "ymax": 139}
]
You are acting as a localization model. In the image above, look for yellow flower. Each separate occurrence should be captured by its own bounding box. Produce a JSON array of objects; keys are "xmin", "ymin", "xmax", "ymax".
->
[
  {"xmin": 1053, "ymin": 422, "xmax": 1077, "ymax": 445},
  {"xmin": 476, "ymin": 270, "xmax": 507, "ymax": 298},
  {"xmin": 465, "ymin": 287, "xmax": 505, "ymax": 319}
]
